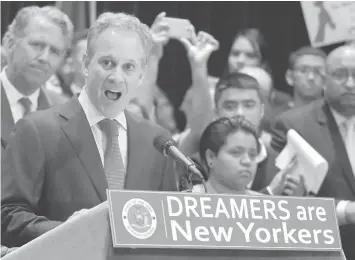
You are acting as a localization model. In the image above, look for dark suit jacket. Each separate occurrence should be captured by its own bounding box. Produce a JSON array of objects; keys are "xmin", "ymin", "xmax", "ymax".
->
[
  {"xmin": 1, "ymin": 84, "xmax": 51, "ymax": 149},
  {"xmin": 1, "ymin": 98, "xmax": 178, "ymax": 247},
  {"xmin": 262, "ymin": 89, "xmax": 294, "ymax": 134},
  {"xmin": 270, "ymin": 99, "xmax": 355, "ymax": 259},
  {"xmin": 251, "ymin": 145, "xmax": 278, "ymax": 193}
]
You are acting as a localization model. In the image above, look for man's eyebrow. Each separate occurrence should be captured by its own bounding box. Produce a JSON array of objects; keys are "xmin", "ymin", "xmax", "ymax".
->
[
  {"xmin": 242, "ymin": 99, "xmax": 257, "ymax": 102},
  {"xmin": 222, "ymin": 100, "xmax": 238, "ymax": 104},
  {"xmin": 98, "ymin": 54, "xmax": 115, "ymax": 60}
]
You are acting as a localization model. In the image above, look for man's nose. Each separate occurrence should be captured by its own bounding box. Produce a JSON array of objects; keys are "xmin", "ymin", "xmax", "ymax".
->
[
  {"xmin": 345, "ymin": 74, "xmax": 355, "ymax": 90},
  {"xmin": 37, "ymin": 46, "xmax": 50, "ymax": 63},
  {"xmin": 307, "ymin": 71, "xmax": 316, "ymax": 81},
  {"xmin": 108, "ymin": 68, "xmax": 125, "ymax": 83},
  {"xmin": 235, "ymin": 106, "xmax": 245, "ymax": 116}
]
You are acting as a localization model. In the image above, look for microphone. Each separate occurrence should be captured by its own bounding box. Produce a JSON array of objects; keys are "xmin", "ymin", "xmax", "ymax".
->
[{"xmin": 153, "ymin": 134, "xmax": 207, "ymax": 192}]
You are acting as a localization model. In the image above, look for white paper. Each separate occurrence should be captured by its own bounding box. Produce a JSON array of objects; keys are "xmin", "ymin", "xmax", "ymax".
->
[
  {"xmin": 301, "ymin": 1, "xmax": 355, "ymax": 47},
  {"xmin": 275, "ymin": 129, "xmax": 329, "ymax": 194}
]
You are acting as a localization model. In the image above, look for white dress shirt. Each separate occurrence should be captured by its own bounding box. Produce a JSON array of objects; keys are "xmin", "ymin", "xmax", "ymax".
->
[
  {"xmin": 331, "ymin": 108, "xmax": 355, "ymax": 225},
  {"xmin": 70, "ymin": 83, "xmax": 83, "ymax": 97},
  {"xmin": 1, "ymin": 67, "xmax": 40, "ymax": 123},
  {"xmin": 78, "ymin": 87, "xmax": 128, "ymax": 168}
]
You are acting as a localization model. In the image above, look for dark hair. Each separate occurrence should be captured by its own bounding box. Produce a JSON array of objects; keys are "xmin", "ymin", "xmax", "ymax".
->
[
  {"xmin": 73, "ymin": 29, "xmax": 89, "ymax": 44},
  {"xmin": 214, "ymin": 72, "xmax": 263, "ymax": 106},
  {"xmin": 223, "ymin": 28, "xmax": 270, "ymax": 76},
  {"xmin": 199, "ymin": 116, "xmax": 261, "ymax": 178},
  {"xmin": 69, "ymin": 29, "xmax": 89, "ymax": 57},
  {"xmin": 288, "ymin": 46, "xmax": 327, "ymax": 69}
]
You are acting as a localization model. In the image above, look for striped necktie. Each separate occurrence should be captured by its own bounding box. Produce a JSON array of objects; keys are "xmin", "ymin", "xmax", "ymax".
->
[
  {"xmin": 98, "ymin": 118, "xmax": 126, "ymax": 190},
  {"xmin": 19, "ymin": 97, "xmax": 32, "ymax": 117}
]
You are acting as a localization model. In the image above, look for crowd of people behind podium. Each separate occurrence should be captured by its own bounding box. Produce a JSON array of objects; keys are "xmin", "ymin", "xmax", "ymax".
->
[{"xmin": 0, "ymin": 4, "xmax": 354, "ymax": 259}]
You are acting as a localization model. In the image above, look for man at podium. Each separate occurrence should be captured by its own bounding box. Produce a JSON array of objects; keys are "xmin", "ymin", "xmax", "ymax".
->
[{"xmin": 1, "ymin": 11, "xmax": 179, "ymax": 248}]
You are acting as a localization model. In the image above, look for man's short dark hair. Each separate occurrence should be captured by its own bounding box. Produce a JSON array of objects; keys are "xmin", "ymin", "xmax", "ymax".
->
[
  {"xmin": 69, "ymin": 29, "xmax": 89, "ymax": 57},
  {"xmin": 288, "ymin": 46, "xmax": 327, "ymax": 69},
  {"xmin": 73, "ymin": 29, "xmax": 89, "ymax": 45},
  {"xmin": 214, "ymin": 72, "xmax": 262, "ymax": 106}
]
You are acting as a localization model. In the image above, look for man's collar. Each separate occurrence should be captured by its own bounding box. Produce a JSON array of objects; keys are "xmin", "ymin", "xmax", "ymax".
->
[
  {"xmin": 330, "ymin": 107, "xmax": 355, "ymax": 127},
  {"xmin": 70, "ymin": 83, "xmax": 83, "ymax": 96},
  {"xmin": 1, "ymin": 67, "xmax": 40, "ymax": 106},
  {"xmin": 78, "ymin": 87, "xmax": 127, "ymax": 129}
]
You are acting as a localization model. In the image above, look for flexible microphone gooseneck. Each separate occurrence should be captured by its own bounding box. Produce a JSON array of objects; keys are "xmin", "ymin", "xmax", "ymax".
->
[{"xmin": 153, "ymin": 134, "xmax": 207, "ymax": 193}]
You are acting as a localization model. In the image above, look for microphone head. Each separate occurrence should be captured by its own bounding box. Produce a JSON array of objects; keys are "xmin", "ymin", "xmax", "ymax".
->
[{"xmin": 153, "ymin": 134, "xmax": 176, "ymax": 156}]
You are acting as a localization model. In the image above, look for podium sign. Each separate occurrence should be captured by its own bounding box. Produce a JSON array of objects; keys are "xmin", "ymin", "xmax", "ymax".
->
[{"xmin": 107, "ymin": 190, "xmax": 341, "ymax": 251}]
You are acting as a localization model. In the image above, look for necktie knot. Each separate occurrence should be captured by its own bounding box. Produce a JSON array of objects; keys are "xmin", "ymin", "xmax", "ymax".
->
[
  {"xmin": 98, "ymin": 118, "xmax": 119, "ymax": 138},
  {"xmin": 18, "ymin": 97, "xmax": 32, "ymax": 116}
]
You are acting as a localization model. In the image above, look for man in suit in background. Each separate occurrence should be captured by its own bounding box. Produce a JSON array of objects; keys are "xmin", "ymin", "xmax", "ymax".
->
[
  {"xmin": 1, "ymin": 6, "xmax": 73, "ymax": 149},
  {"xmin": 270, "ymin": 44, "xmax": 355, "ymax": 260},
  {"xmin": 2, "ymin": 12, "xmax": 179, "ymax": 248}
]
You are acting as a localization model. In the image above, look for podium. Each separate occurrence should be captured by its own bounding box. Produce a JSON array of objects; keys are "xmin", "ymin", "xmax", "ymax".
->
[{"xmin": 3, "ymin": 192, "xmax": 346, "ymax": 260}]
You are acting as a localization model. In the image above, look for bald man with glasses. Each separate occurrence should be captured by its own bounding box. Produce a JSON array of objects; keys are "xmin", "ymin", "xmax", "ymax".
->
[{"xmin": 271, "ymin": 44, "xmax": 355, "ymax": 260}]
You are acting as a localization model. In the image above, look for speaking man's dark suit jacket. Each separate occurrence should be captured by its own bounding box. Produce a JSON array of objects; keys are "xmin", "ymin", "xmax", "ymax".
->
[
  {"xmin": 1, "ymin": 98, "xmax": 178, "ymax": 248},
  {"xmin": 270, "ymin": 99, "xmax": 355, "ymax": 260}
]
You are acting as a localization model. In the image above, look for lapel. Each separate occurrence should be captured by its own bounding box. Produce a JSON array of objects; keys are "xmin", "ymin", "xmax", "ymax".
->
[
  {"xmin": 1, "ymin": 83, "xmax": 15, "ymax": 147},
  {"xmin": 124, "ymin": 111, "xmax": 152, "ymax": 189},
  {"xmin": 252, "ymin": 159, "xmax": 267, "ymax": 191},
  {"xmin": 59, "ymin": 98, "xmax": 107, "ymax": 201},
  {"xmin": 319, "ymin": 101, "xmax": 355, "ymax": 196}
]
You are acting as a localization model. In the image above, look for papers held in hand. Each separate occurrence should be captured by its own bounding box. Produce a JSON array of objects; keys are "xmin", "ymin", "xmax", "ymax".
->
[{"xmin": 275, "ymin": 129, "xmax": 328, "ymax": 195}]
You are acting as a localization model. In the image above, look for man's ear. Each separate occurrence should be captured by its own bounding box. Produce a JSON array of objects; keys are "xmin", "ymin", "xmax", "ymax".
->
[
  {"xmin": 82, "ymin": 53, "xmax": 89, "ymax": 77},
  {"xmin": 285, "ymin": 69, "xmax": 294, "ymax": 87},
  {"xmin": 3, "ymin": 35, "xmax": 16, "ymax": 60}
]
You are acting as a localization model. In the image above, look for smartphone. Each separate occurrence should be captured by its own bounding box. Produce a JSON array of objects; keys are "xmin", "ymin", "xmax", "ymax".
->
[{"xmin": 163, "ymin": 17, "xmax": 193, "ymax": 40}]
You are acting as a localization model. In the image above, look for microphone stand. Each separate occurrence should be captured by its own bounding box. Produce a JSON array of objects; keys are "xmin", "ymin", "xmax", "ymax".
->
[{"xmin": 182, "ymin": 170, "xmax": 208, "ymax": 193}]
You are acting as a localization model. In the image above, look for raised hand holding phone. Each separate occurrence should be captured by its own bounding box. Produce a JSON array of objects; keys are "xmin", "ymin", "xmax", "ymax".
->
[
  {"xmin": 150, "ymin": 12, "xmax": 170, "ymax": 60},
  {"xmin": 162, "ymin": 17, "xmax": 194, "ymax": 40}
]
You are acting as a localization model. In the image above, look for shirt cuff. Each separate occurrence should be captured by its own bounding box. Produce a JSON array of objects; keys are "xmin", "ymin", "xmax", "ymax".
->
[
  {"xmin": 266, "ymin": 186, "xmax": 274, "ymax": 196},
  {"xmin": 336, "ymin": 200, "xmax": 350, "ymax": 226}
]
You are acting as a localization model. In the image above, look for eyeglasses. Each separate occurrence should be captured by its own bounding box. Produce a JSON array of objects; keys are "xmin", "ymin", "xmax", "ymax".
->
[
  {"xmin": 328, "ymin": 68, "xmax": 355, "ymax": 84},
  {"xmin": 293, "ymin": 66, "xmax": 325, "ymax": 78}
]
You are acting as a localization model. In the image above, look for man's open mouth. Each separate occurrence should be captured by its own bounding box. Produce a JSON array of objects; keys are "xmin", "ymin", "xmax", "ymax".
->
[{"xmin": 105, "ymin": 90, "xmax": 122, "ymax": 101}]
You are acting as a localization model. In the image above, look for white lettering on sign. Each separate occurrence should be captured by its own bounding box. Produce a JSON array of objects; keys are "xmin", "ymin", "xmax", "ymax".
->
[
  {"xmin": 161, "ymin": 195, "xmax": 337, "ymax": 248},
  {"xmin": 296, "ymin": 206, "xmax": 328, "ymax": 221},
  {"xmin": 171, "ymin": 220, "xmax": 233, "ymax": 242},
  {"xmin": 167, "ymin": 196, "xmax": 183, "ymax": 217},
  {"xmin": 235, "ymin": 221, "xmax": 335, "ymax": 245},
  {"xmin": 166, "ymin": 196, "xmax": 292, "ymax": 221}
]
